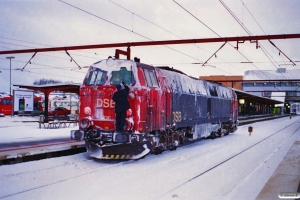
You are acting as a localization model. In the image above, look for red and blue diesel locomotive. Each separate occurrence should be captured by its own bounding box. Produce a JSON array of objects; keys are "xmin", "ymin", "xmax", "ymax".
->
[{"xmin": 72, "ymin": 57, "xmax": 238, "ymax": 159}]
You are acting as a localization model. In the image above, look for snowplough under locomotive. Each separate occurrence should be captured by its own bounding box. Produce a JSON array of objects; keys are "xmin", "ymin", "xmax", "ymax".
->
[{"xmin": 71, "ymin": 57, "xmax": 238, "ymax": 159}]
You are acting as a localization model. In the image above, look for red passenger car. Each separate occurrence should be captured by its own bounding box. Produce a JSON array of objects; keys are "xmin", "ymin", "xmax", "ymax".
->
[
  {"xmin": 0, "ymin": 95, "xmax": 13, "ymax": 115},
  {"xmin": 72, "ymin": 58, "xmax": 238, "ymax": 159},
  {"xmin": 0, "ymin": 95, "xmax": 43, "ymax": 115}
]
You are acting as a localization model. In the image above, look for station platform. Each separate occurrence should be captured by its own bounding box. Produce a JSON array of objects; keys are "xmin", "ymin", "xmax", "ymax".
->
[
  {"xmin": 0, "ymin": 140, "xmax": 85, "ymax": 165},
  {"xmin": 256, "ymin": 137, "xmax": 300, "ymax": 199}
]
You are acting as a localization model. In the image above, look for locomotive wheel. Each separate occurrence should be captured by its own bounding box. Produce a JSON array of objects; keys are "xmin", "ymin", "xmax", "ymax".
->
[
  {"xmin": 218, "ymin": 129, "xmax": 222, "ymax": 137},
  {"xmin": 210, "ymin": 131, "xmax": 216, "ymax": 139},
  {"xmin": 152, "ymin": 147, "xmax": 163, "ymax": 155},
  {"xmin": 231, "ymin": 125, "xmax": 237, "ymax": 133},
  {"xmin": 224, "ymin": 130, "xmax": 230, "ymax": 136},
  {"xmin": 169, "ymin": 145, "xmax": 177, "ymax": 151}
]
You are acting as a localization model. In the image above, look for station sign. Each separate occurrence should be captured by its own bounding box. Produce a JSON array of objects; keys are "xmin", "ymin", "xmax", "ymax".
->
[{"xmin": 13, "ymin": 90, "xmax": 34, "ymax": 113}]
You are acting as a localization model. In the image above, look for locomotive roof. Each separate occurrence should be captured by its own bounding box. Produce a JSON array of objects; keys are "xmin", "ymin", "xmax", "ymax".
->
[
  {"xmin": 155, "ymin": 66, "xmax": 187, "ymax": 75},
  {"xmin": 156, "ymin": 66, "xmax": 220, "ymax": 84}
]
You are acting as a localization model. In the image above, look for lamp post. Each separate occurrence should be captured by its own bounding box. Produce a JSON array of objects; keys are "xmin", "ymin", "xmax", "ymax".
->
[{"xmin": 6, "ymin": 56, "xmax": 15, "ymax": 96}]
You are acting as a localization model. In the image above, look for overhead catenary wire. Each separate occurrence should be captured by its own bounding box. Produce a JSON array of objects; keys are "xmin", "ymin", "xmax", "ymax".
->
[
  {"xmin": 218, "ymin": 0, "xmax": 292, "ymax": 80},
  {"xmin": 201, "ymin": 42, "xmax": 227, "ymax": 67},
  {"xmin": 0, "ymin": 57, "xmax": 87, "ymax": 76},
  {"xmin": 240, "ymin": 0, "xmax": 266, "ymax": 35},
  {"xmin": 222, "ymin": 0, "xmax": 296, "ymax": 79},
  {"xmin": 21, "ymin": 52, "xmax": 37, "ymax": 71},
  {"xmin": 219, "ymin": 0, "xmax": 287, "ymax": 91},
  {"xmin": 108, "ymin": 0, "xmax": 239, "ymax": 76},
  {"xmin": 0, "ymin": 39, "xmax": 105, "ymax": 80},
  {"xmin": 239, "ymin": 0, "xmax": 294, "ymax": 80},
  {"xmin": 174, "ymin": 0, "xmax": 289, "ymax": 80},
  {"xmin": 173, "ymin": 0, "xmax": 222, "ymax": 37},
  {"xmin": 0, "ymin": 65, "xmax": 84, "ymax": 81},
  {"xmin": 173, "ymin": 0, "xmax": 263, "ymax": 76},
  {"xmin": 1, "ymin": 1, "xmax": 298, "ymax": 81},
  {"xmin": 0, "ymin": 38, "xmax": 110, "ymax": 60},
  {"xmin": 57, "ymin": 0, "xmax": 210, "ymax": 68},
  {"xmin": 108, "ymin": 0, "xmax": 183, "ymax": 40}
]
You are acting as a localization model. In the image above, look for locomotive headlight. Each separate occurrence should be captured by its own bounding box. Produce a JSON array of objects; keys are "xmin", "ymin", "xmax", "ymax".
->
[
  {"xmin": 79, "ymin": 118, "xmax": 91, "ymax": 129},
  {"xmin": 84, "ymin": 107, "xmax": 91, "ymax": 115}
]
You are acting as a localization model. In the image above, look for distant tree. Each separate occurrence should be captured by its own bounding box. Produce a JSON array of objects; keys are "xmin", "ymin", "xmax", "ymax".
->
[{"xmin": 33, "ymin": 78, "xmax": 62, "ymax": 85}]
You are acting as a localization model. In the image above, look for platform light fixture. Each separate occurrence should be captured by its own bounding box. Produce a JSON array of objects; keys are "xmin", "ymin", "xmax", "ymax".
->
[{"xmin": 239, "ymin": 99, "xmax": 245, "ymax": 105}]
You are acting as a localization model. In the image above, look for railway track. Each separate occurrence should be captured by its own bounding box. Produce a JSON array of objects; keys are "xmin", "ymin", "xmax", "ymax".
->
[
  {"xmin": 155, "ymin": 117, "xmax": 300, "ymax": 199},
  {"xmin": 0, "ymin": 115, "xmax": 290, "ymax": 165}
]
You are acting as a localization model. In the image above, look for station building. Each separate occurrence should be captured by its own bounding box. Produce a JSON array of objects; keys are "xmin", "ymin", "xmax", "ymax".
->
[{"xmin": 200, "ymin": 68, "xmax": 300, "ymax": 116}]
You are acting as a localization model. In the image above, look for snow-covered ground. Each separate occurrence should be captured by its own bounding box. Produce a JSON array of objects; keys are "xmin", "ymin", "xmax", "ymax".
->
[
  {"xmin": 0, "ymin": 116, "xmax": 76, "ymax": 144},
  {"xmin": 0, "ymin": 115, "xmax": 299, "ymax": 200}
]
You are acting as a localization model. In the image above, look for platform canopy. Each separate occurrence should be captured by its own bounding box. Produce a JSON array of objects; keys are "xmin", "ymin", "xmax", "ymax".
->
[
  {"xmin": 233, "ymin": 88, "xmax": 284, "ymax": 105},
  {"xmin": 13, "ymin": 83, "xmax": 81, "ymax": 94},
  {"xmin": 13, "ymin": 83, "xmax": 81, "ymax": 119}
]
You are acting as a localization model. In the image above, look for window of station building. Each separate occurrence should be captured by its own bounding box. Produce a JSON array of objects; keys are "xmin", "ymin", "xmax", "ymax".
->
[
  {"xmin": 264, "ymin": 82, "xmax": 272, "ymax": 87},
  {"xmin": 144, "ymin": 69, "xmax": 159, "ymax": 87},
  {"xmin": 253, "ymin": 82, "xmax": 264, "ymax": 87},
  {"xmin": 262, "ymin": 91, "xmax": 272, "ymax": 97},
  {"xmin": 274, "ymin": 82, "xmax": 280, "ymax": 86},
  {"xmin": 243, "ymin": 82, "xmax": 254, "ymax": 87},
  {"xmin": 284, "ymin": 82, "xmax": 291, "ymax": 86},
  {"xmin": 287, "ymin": 92, "xmax": 296, "ymax": 97}
]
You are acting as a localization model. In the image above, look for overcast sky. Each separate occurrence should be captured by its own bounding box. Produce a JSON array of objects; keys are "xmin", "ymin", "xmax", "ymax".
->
[{"xmin": 0, "ymin": 0, "xmax": 300, "ymax": 93}]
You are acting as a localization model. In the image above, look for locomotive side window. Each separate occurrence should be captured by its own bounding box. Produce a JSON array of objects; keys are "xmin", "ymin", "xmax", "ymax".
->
[
  {"xmin": 110, "ymin": 67, "xmax": 136, "ymax": 85},
  {"xmin": 84, "ymin": 68, "xmax": 107, "ymax": 86},
  {"xmin": 2, "ymin": 99, "xmax": 12, "ymax": 105},
  {"xmin": 144, "ymin": 69, "xmax": 159, "ymax": 87}
]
